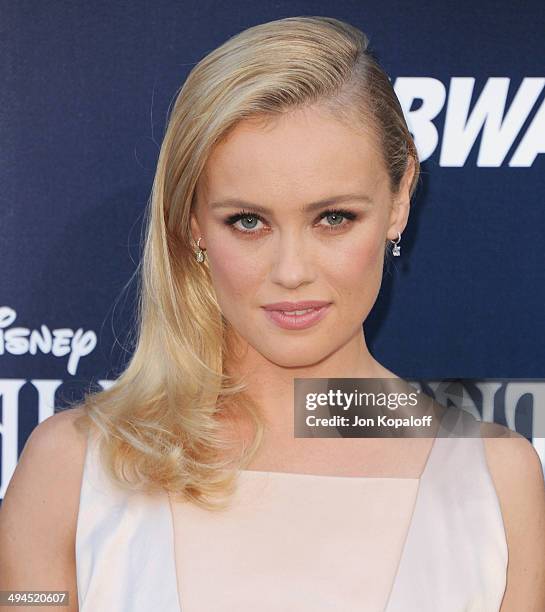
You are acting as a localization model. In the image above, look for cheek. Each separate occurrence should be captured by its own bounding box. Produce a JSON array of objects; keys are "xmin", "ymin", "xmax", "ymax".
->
[
  {"xmin": 206, "ymin": 239, "xmax": 263, "ymax": 308},
  {"xmin": 325, "ymin": 233, "xmax": 385, "ymax": 303}
]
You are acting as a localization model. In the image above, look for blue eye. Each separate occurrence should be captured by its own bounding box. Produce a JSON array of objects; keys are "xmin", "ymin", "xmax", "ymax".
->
[
  {"xmin": 225, "ymin": 210, "xmax": 266, "ymax": 233},
  {"xmin": 318, "ymin": 209, "xmax": 357, "ymax": 229},
  {"xmin": 224, "ymin": 207, "xmax": 358, "ymax": 235}
]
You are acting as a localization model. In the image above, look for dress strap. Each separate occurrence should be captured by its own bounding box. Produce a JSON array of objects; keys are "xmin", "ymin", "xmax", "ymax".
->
[
  {"xmin": 385, "ymin": 406, "xmax": 508, "ymax": 610},
  {"xmin": 76, "ymin": 426, "xmax": 182, "ymax": 612}
]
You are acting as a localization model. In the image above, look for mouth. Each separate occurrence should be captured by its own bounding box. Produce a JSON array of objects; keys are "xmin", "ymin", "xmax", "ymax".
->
[
  {"xmin": 276, "ymin": 307, "xmax": 321, "ymax": 316},
  {"xmin": 261, "ymin": 303, "xmax": 331, "ymax": 330},
  {"xmin": 262, "ymin": 300, "xmax": 332, "ymax": 312}
]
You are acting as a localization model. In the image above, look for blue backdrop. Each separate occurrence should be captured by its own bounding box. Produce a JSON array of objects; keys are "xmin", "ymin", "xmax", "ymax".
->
[{"xmin": 1, "ymin": 0, "xmax": 544, "ymax": 500}]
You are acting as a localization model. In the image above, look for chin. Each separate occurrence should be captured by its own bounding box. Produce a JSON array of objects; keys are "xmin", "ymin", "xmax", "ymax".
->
[{"xmin": 260, "ymin": 341, "xmax": 332, "ymax": 369}]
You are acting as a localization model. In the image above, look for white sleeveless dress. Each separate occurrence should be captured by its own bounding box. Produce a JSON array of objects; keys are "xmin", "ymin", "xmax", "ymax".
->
[{"xmin": 75, "ymin": 407, "xmax": 508, "ymax": 611}]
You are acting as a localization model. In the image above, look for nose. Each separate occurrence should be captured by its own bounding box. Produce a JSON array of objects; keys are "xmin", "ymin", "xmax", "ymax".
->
[{"xmin": 268, "ymin": 230, "xmax": 317, "ymax": 289}]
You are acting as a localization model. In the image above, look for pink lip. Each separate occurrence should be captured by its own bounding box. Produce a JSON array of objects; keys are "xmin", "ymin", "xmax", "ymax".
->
[
  {"xmin": 262, "ymin": 300, "xmax": 331, "ymax": 311},
  {"xmin": 262, "ymin": 302, "xmax": 331, "ymax": 330}
]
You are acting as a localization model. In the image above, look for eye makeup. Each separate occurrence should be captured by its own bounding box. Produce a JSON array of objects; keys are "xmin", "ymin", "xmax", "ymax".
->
[{"xmin": 223, "ymin": 207, "xmax": 359, "ymax": 236}]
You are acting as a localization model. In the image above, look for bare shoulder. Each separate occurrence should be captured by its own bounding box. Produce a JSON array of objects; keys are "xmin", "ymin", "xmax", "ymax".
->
[
  {"xmin": 3, "ymin": 406, "xmax": 89, "ymax": 509},
  {"xmin": 19, "ymin": 405, "xmax": 88, "ymax": 462},
  {"xmin": 480, "ymin": 421, "xmax": 545, "ymax": 610},
  {"xmin": 0, "ymin": 406, "xmax": 89, "ymax": 606}
]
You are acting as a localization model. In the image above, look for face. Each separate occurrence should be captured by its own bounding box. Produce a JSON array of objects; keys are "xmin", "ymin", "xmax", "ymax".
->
[{"xmin": 191, "ymin": 104, "xmax": 411, "ymax": 368}]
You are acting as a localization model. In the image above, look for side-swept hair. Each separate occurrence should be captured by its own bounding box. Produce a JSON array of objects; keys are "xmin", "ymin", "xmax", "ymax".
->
[{"xmin": 74, "ymin": 16, "xmax": 420, "ymax": 511}]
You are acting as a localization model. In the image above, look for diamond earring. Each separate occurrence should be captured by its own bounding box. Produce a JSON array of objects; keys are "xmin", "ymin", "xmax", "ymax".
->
[
  {"xmin": 391, "ymin": 231, "xmax": 401, "ymax": 256},
  {"xmin": 194, "ymin": 236, "xmax": 206, "ymax": 263}
]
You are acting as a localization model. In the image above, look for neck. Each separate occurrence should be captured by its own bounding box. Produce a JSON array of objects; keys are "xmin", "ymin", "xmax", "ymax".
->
[{"xmin": 223, "ymin": 325, "xmax": 399, "ymax": 441}]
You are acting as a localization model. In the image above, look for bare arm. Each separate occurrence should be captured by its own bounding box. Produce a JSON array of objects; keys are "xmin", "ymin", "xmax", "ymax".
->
[
  {"xmin": 483, "ymin": 425, "xmax": 545, "ymax": 611},
  {"xmin": 0, "ymin": 408, "xmax": 88, "ymax": 611}
]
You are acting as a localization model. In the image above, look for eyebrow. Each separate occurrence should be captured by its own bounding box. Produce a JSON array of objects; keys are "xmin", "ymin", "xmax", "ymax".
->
[{"xmin": 209, "ymin": 193, "xmax": 374, "ymax": 214}]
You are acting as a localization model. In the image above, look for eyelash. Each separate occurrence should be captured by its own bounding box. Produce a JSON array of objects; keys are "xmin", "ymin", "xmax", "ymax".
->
[{"xmin": 224, "ymin": 208, "xmax": 358, "ymax": 235}]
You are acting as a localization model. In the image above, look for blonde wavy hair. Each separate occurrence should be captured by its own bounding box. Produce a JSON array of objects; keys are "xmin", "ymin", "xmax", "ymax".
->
[{"xmin": 73, "ymin": 15, "xmax": 421, "ymax": 511}]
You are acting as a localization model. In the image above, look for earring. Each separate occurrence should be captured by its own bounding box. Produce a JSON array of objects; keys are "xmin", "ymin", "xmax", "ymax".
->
[
  {"xmin": 391, "ymin": 231, "xmax": 401, "ymax": 256},
  {"xmin": 194, "ymin": 236, "xmax": 206, "ymax": 263}
]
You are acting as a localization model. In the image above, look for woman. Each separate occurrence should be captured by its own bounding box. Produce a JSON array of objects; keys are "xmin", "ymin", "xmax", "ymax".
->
[{"xmin": 1, "ymin": 15, "xmax": 544, "ymax": 612}]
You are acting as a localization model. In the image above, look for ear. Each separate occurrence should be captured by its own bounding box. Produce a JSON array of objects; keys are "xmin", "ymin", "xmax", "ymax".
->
[
  {"xmin": 386, "ymin": 156, "xmax": 416, "ymax": 241},
  {"xmin": 190, "ymin": 212, "xmax": 204, "ymax": 248}
]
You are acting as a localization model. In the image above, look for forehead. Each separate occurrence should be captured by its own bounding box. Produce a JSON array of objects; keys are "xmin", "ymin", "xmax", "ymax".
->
[{"xmin": 199, "ymin": 105, "xmax": 389, "ymax": 202}]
